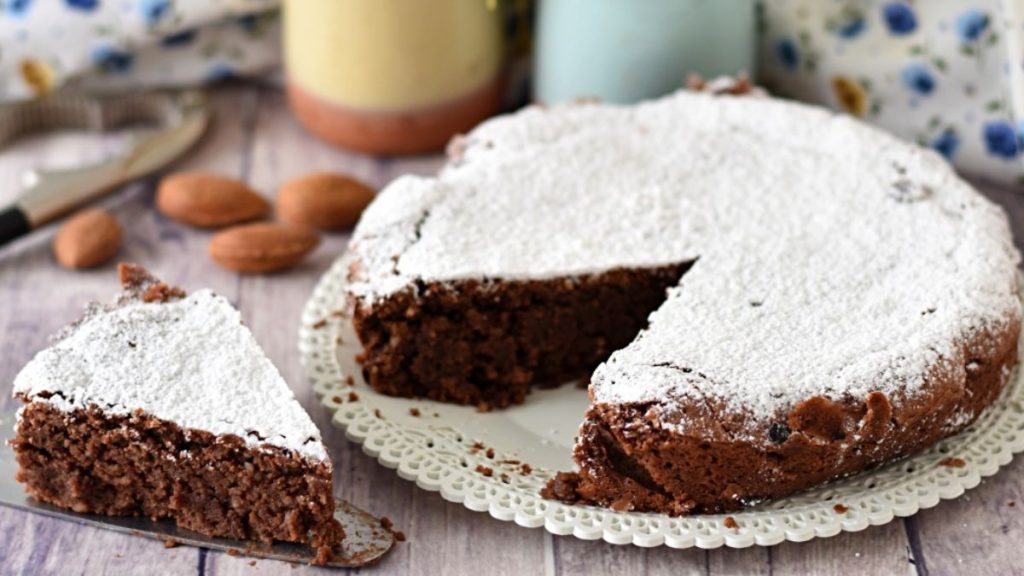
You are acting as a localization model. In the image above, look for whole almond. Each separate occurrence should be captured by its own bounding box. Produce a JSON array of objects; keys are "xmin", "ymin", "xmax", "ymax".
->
[
  {"xmin": 53, "ymin": 209, "xmax": 122, "ymax": 269},
  {"xmin": 157, "ymin": 172, "xmax": 270, "ymax": 228},
  {"xmin": 276, "ymin": 172, "xmax": 375, "ymax": 231},
  {"xmin": 209, "ymin": 223, "xmax": 320, "ymax": 273}
]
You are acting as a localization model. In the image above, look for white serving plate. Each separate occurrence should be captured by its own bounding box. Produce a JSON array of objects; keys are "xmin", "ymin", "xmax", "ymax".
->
[{"xmin": 299, "ymin": 257, "xmax": 1024, "ymax": 548}]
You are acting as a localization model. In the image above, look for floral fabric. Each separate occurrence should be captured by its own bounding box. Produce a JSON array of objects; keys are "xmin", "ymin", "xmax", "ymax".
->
[
  {"xmin": 0, "ymin": 0, "xmax": 280, "ymax": 101},
  {"xmin": 4, "ymin": 1, "xmax": 1024, "ymax": 187},
  {"xmin": 760, "ymin": 0, "xmax": 1024, "ymax": 186}
]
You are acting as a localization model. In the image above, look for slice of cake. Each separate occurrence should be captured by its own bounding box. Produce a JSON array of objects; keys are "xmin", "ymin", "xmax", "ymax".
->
[{"xmin": 10, "ymin": 264, "xmax": 343, "ymax": 563}]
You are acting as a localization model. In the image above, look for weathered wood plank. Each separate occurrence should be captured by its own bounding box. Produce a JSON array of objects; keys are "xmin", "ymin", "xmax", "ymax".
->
[
  {"xmin": 912, "ymin": 457, "xmax": 1024, "ymax": 575},
  {"xmin": 552, "ymin": 536, "xmax": 708, "ymax": 575},
  {"xmin": 769, "ymin": 523, "xmax": 911, "ymax": 576},
  {"xmin": 0, "ymin": 507, "xmax": 196, "ymax": 576}
]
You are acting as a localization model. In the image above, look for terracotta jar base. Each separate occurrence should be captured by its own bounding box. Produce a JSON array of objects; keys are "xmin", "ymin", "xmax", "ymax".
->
[{"xmin": 286, "ymin": 77, "xmax": 504, "ymax": 155}]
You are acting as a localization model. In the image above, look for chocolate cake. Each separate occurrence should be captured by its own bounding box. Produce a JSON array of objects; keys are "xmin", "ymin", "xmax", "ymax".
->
[
  {"xmin": 343, "ymin": 88, "xmax": 1022, "ymax": 513},
  {"xmin": 10, "ymin": 265, "xmax": 343, "ymax": 563}
]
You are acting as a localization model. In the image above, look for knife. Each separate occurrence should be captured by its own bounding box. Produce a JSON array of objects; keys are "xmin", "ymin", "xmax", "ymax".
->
[
  {"xmin": 0, "ymin": 407, "xmax": 394, "ymax": 567},
  {"xmin": 0, "ymin": 90, "xmax": 209, "ymax": 247}
]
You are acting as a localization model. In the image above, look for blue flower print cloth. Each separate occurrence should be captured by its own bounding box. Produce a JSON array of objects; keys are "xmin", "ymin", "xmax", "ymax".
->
[
  {"xmin": 761, "ymin": 0, "xmax": 1024, "ymax": 186},
  {"xmin": 0, "ymin": 0, "xmax": 280, "ymax": 101}
]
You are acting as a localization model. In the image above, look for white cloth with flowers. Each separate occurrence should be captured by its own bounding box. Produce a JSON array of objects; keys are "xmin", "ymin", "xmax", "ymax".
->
[
  {"xmin": 3, "ymin": 0, "xmax": 1024, "ymax": 187},
  {"xmin": 0, "ymin": 0, "xmax": 280, "ymax": 101},
  {"xmin": 760, "ymin": 0, "xmax": 1024, "ymax": 186}
]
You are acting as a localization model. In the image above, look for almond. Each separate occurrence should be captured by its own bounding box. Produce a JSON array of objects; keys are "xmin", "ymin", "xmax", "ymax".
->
[
  {"xmin": 209, "ymin": 223, "xmax": 320, "ymax": 273},
  {"xmin": 276, "ymin": 172, "xmax": 375, "ymax": 231},
  {"xmin": 53, "ymin": 209, "xmax": 122, "ymax": 269},
  {"xmin": 157, "ymin": 172, "xmax": 270, "ymax": 228}
]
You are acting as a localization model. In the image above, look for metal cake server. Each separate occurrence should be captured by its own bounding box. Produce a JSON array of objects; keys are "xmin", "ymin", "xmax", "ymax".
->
[
  {"xmin": 0, "ymin": 90, "xmax": 209, "ymax": 247},
  {"xmin": 0, "ymin": 407, "xmax": 394, "ymax": 568}
]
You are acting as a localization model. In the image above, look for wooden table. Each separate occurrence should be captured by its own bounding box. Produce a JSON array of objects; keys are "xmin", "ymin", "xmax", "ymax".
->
[{"xmin": 1, "ymin": 84, "xmax": 1022, "ymax": 576}]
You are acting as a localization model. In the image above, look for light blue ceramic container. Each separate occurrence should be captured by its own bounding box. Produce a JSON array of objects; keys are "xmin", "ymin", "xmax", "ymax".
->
[{"xmin": 534, "ymin": 0, "xmax": 757, "ymax": 104}]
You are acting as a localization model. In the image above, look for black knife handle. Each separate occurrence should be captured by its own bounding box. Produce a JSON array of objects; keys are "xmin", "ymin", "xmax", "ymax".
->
[{"xmin": 0, "ymin": 206, "xmax": 30, "ymax": 247}]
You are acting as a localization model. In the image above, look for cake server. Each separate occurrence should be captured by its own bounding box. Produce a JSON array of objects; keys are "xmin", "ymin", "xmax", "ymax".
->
[
  {"xmin": 0, "ymin": 407, "xmax": 394, "ymax": 568},
  {"xmin": 0, "ymin": 90, "xmax": 209, "ymax": 247}
]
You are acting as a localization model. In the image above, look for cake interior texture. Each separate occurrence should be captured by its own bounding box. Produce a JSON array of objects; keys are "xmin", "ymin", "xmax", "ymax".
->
[
  {"xmin": 353, "ymin": 263, "xmax": 691, "ymax": 409},
  {"xmin": 10, "ymin": 265, "xmax": 343, "ymax": 563},
  {"xmin": 12, "ymin": 402, "xmax": 342, "ymax": 558}
]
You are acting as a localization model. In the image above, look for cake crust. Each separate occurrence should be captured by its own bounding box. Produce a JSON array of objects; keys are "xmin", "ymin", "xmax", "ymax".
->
[{"xmin": 542, "ymin": 317, "xmax": 1019, "ymax": 513}]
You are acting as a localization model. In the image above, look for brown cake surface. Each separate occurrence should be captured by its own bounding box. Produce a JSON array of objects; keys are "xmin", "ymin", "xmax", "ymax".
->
[
  {"xmin": 341, "ymin": 89, "xmax": 1023, "ymax": 514},
  {"xmin": 542, "ymin": 317, "xmax": 1019, "ymax": 513},
  {"xmin": 11, "ymin": 265, "xmax": 343, "ymax": 562}
]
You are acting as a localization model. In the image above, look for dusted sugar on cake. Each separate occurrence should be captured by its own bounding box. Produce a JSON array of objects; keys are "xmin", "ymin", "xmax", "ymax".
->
[
  {"xmin": 10, "ymin": 265, "xmax": 343, "ymax": 563},
  {"xmin": 343, "ymin": 90, "xmax": 1022, "ymax": 513}
]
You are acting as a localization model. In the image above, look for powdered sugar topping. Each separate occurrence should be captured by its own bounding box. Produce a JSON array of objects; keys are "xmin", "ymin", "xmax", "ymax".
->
[
  {"xmin": 14, "ymin": 290, "xmax": 328, "ymax": 461},
  {"xmin": 346, "ymin": 90, "xmax": 1021, "ymax": 433}
]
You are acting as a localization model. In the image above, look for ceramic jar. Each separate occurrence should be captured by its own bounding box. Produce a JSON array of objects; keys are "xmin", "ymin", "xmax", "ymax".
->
[
  {"xmin": 283, "ymin": 0, "xmax": 506, "ymax": 154},
  {"xmin": 534, "ymin": 0, "xmax": 757, "ymax": 104}
]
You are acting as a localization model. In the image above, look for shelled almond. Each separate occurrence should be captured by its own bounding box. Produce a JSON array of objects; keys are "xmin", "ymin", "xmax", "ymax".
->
[
  {"xmin": 157, "ymin": 172, "xmax": 270, "ymax": 228},
  {"xmin": 276, "ymin": 172, "xmax": 375, "ymax": 231},
  {"xmin": 208, "ymin": 222, "xmax": 320, "ymax": 273},
  {"xmin": 53, "ymin": 209, "xmax": 122, "ymax": 269}
]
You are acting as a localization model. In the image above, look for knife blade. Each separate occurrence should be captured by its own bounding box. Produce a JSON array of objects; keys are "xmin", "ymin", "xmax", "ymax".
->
[{"xmin": 0, "ymin": 90, "xmax": 209, "ymax": 247}]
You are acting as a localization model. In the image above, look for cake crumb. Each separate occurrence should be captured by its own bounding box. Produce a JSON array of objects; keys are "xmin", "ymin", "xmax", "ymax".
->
[
  {"xmin": 374, "ymin": 409, "xmax": 384, "ymax": 419},
  {"xmin": 347, "ymin": 392, "xmax": 360, "ymax": 402},
  {"xmin": 345, "ymin": 375, "xmax": 355, "ymax": 386},
  {"xmin": 485, "ymin": 447, "xmax": 495, "ymax": 459},
  {"xmin": 226, "ymin": 549, "xmax": 239, "ymax": 557},
  {"xmin": 312, "ymin": 319, "xmax": 328, "ymax": 329},
  {"xmin": 500, "ymin": 473, "xmax": 511, "ymax": 483},
  {"xmin": 1008, "ymin": 500, "xmax": 1016, "ymax": 507},
  {"xmin": 331, "ymin": 309, "xmax": 346, "ymax": 317},
  {"xmin": 833, "ymin": 503, "xmax": 849, "ymax": 514},
  {"xmin": 470, "ymin": 442, "xmax": 486, "ymax": 453},
  {"xmin": 938, "ymin": 457, "xmax": 966, "ymax": 468},
  {"xmin": 140, "ymin": 282, "xmax": 186, "ymax": 303},
  {"xmin": 248, "ymin": 560, "xmax": 257, "ymax": 567},
  {"xmin": 335, "ymin": 336, "xmax": 344, "ymax": 345},
  {"xmin": 409, "ymin": 408, "xmax": 421, "ymax": 417},
  {"xmin": 723, "ymin": 516, "xmax": 739, "ymax": 530},
  {"xmin": 163, "ymin": 539, "xmax": 179, "ymax": 549},
  {"xmin": 380, "ymin": 517, "xmax": 406, "ymax": 543},
  {"xmin": 331, "ymin": 395, "xmax": 343, "ymax": 404},
  {"xmin": 475, "ymin": 464, "xmax": 494, "ymax": 477},
  {"xmin": 521, "ymin": 463, "xmax": 533, "ymax": 475}
]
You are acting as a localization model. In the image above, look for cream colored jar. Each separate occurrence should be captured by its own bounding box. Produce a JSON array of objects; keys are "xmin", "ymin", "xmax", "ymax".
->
[{"xmin": 284, "ymin": 0, "xmax": 505, "ymax": 154}]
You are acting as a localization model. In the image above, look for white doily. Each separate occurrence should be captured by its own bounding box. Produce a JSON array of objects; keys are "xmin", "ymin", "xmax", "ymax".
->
[{"xmin": 299, "ymin": 257, "xmax": 1024, "ymax": 548}]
